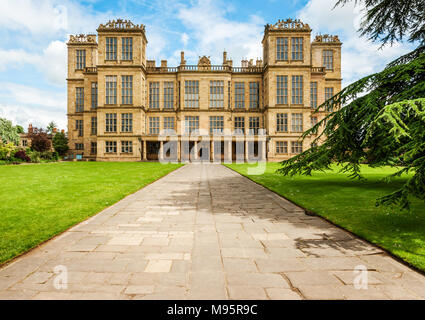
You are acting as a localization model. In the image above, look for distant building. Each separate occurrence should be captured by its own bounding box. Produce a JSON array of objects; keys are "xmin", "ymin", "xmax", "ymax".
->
[
  {"xmin": 19, "ymin": 124, "xmax": 56, "ymax": 150},
  {"xmin": 67, "ymin": 18, "xmax": 342, "ymax": 161}
]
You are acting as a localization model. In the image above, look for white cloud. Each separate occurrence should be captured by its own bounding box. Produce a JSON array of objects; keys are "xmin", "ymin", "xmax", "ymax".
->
[
  {"xmin": 181, "ymin": 33, "xmax": 189, "ymax": 47},
  {"xmin": 40, "ymin": 40, "xmax": 67, "ymax": 85},
  {"xmin": 0, "ymin": 48, "xmax": 41, "ymax": 71},
  {"xmin": 297, "ymin": 0, "xmax": 414, "ymax": 86},
  {"xmin": 176, "ymin": 0, "xmax": 264, "ymax": 65}
]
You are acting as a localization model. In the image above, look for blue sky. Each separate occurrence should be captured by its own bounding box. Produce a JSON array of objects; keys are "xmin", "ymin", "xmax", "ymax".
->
[{"xmin": 0, "ymin": 0, "xmax": 415, "ymax": 130}]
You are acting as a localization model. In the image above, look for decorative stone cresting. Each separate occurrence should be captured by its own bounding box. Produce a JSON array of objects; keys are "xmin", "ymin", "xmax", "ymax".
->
[
  {"xmin": 97, "ymin": 19, "xmax": 145, "ymax": 32},
  {"xmin": 265, "ymin": 18, "xmax": 311, "ymax": 31},
  {"xmin": 314, "ymin": 34, "xmax": 341, "ymax": 43},
  {"xmin": 68, "ymin": 34, "xmax": 97, "ymax": 44}
]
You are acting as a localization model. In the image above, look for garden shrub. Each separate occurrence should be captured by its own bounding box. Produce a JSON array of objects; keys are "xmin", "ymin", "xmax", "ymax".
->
[{"xmin": 14, "ymin": 150, "xmax": 31, "ymax": 162}]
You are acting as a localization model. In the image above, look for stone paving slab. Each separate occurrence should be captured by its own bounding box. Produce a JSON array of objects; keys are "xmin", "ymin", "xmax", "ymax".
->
[{"xmin": 0, "ymin": 163, "xmax": 424, "ymax": 300}]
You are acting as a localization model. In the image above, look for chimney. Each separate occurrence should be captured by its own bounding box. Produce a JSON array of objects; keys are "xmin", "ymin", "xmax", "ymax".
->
[
  {"xmin": 248, "ymin": 59, "xmax": 253, "ymax": 67},
  {"xmin": 180, "ymin": 51, "xmax": 186, "ymax": 65},
  {"xmin": 256, "ymin": 58, "xmax": 262, "ymax": 67},
  {"xmin": 161, "ymin": 60, "xmax": 167, "ymax": 68},
  {"xmin": 53, "ymin": 127, "xmax": 57, "ymax": 134},
  {"xmin": 223, "ymin": 50, "xmax": 227, "ymax": 64},
  {"xmin": 61, "ymin": 129, "xmax": 65, "ymax": 134},
  {"xmin": 28, "ymin": 124, "xmax": 33, "ymax": 134}
]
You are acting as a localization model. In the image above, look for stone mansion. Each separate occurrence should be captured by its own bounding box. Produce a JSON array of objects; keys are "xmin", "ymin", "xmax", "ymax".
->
[{"xmin": 67, "ymin": 19, "xmax": 341, "ymax": 161}]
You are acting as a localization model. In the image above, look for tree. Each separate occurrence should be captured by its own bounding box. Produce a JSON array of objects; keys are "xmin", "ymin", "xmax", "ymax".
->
[
  {"xmin": 0, "ymin": 118, "xmax": 20, "ymax": 145},
  {"xmin": 279, "ymin": 0, "xmax": 425, "ymax": 209},
  {"xmin": 47, "ymin": 121, "xmax": 57, "ymax": 134},
  {"xmin": 29, "ymin": 128, "xmax": 51, "ymax": 152},
  {"xmin": 16, "ymin": 125, "xmax": 24, "ymax": 134},
  {"xmin": 52, "ymin": 131, "xmax": 69, "ymax": 156}
]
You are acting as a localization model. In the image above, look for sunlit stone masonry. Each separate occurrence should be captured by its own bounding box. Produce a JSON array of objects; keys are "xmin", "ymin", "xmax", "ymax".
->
[{"xmin": 67, "ymin": 18, "xmax": 342, "ymax": 161}]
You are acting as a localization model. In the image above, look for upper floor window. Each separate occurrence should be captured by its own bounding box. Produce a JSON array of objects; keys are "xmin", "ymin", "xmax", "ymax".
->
[
  {"xmin": 323, "ymin": 50, "xmax": 333, "ymax": 70},
  {"xmin": 105, "ymin": 76, "xmax": 117, "ymax": 104},
  {"xmin": 210, "ymin": 80, "xmax": 224, "ymax": 108},
  {"xmin": 291, "ymin": 37, "xmax": 303, "ymax": 60},
  {"xmin": 292, "ymin": 75, "xmax": 303, "ymax": 104},
  {"xmin": 121, "ymin": 113, "xmax": 133, "ymax": 132},
  {"xmin": 163, "ymin": 116, "xmax": 175, "ymax": 134},
  {"xmin": 75, "ymin": 119, "xmax": 83, "ymax": 137},
  {"xmin": 325, "ymin": 87, "xmax": 334, "ymax": 111},
  {"xmin": 249, "ymin": 117, "xmax": 260, "ymax": 135},
  {"xmin": 311, "ymin": 116, "xmax": 318, "ymax": 134},
  {"xmin": 121, "ymin": 76, "xmax": 133, "ymax": 104},
  {"xmin": 91, "ymin": 117, "xmax": 97, "ymax": 135},
  {"xmin": 149, "ymin": 82, "xmax": 160, "ymax": 109},
  {"xmin": 310, "ymin": 82, "xmax": 317, "ymax": 109},
  {"xmin": 276, "ymin": 113, "xmax": 288, "ymax": 132},
  {"xmin": 276, "ymin": 76, "xmax": 288, "ymax": 104},
  {"xmin": 76, "ymin": 50, "xmax": 86, "ymax": 69},
  {"xmin": 105, "ymin": 113, "xmax": 117, "ymax": 132},
  {"xmin": 276, "ymin": 37, "xmax": 288, "ymax": 60},
  {"xmin": 149, "ymin": 117, "xmax": 160, "ymax": 135},
  {"xmin": 210, "ymin": 116, "xmax": 224, "ymax": 135},
  {"xmin": 76, "ymin": 87, "xmax": 84, "ymax": 112},
  {"xmin": 291, "ymin": 113, "xmax": 303, "ymax": 132},
  {"xmin": 234, "ymin": 116, "xmax": 245, "ymax": 134},
  {"xmin": 185, "ymin": 116, "xmax": 199, "ymax": 134},
  {"xmin": 164, "ymin": 82, "xmax": 174, "ymax": 109},
  {"xmin": 185, "ymin": 81, "xmax": 199, "ymax": 108},
  {"xmin": 122, "ymin": 37, "xmax": 133, "ymax": 60},
  {"xmin": 234, "ymin": 82, "xmax": 245, "ymax": 109},
  {"xmin": 249, "ymin": 82, "xmax": 259, "ymax": 109},
  {"xmin": 91, "ymin": 82, "xmax": 98, "ymax": 109},
  {"xmin": 106, "ymin": 37, "xmax": 117, "ymax": 60}
]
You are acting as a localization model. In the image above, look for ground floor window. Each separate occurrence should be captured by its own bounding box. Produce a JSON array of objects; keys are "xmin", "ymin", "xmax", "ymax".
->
[
  {"xmin": 291, "ymin": 141, "xmax": 303, "ymax": 154},
  {"xmin": 75, "ymin": 143, "xmax": 84, "ymax": 150},
  {"xmin": 276, "ymin": 141, "xmax": 288, "ymax": 154},
  {"xmin": 105, "ymin": 141, "xmax": 117, "ymax": 153},
  {"xmin": 209, "ymin": 116, "xmax": 224, "ymax": 134},
  {"xmin": 185, "ymin": 116, "xmax": 199, "ymax": 134},
  {"xmin": 149, "ymin": 117, "xmax": 160, "ymax": 135},
  {"xmin": 249, "ymin": 117, "xmax": 260, "ymax": 135},
  {"xmin": 91, "ymin": 142, "xmax": 97, "ymax": 154},
  {"xmin": 121, "ymin": 141, "xmax": 133, "ymax": 153},
  {"xmin": 234, "ymin": 117, "xmax": 245, "ymax": 134}
]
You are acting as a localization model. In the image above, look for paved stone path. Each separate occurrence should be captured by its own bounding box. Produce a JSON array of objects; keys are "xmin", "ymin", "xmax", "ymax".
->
[{"xmin": 1, "ymin": 164, "xmax": 425, "ymax": 300}]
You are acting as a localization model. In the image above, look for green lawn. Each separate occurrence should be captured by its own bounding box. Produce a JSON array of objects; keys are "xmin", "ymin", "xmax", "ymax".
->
[
  {"xmin": 226, "ymin": 163, "xmax": 425, "ymax": 271},
  {"xmin": 0, "ymin": 162, "xmax": 183, "ymax": 264}
]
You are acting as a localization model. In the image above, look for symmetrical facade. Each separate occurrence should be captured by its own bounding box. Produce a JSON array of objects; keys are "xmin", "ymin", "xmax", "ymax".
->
[{"xmin": 67, "ymin": 19, "xmax": 341, "ymax": 161}]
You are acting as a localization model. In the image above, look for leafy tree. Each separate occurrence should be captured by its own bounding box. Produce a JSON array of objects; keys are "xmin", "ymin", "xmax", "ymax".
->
[
  {"xmin": 29, "ymin": 128, "xmax": 51, "ymax": 152},
  {"xmin": 47, "ymin": 121, "xmax": 57, "ymax": 134},
  {"xmin": 279, "ymin": 0, "xmax": 425, "ymax": 209},
  {"xmin": 16, "ymin": 125, "xmax": 24, "ymax": 134},
  {"xmin": 52, "ymin": 131, "xmax": 69, "ymax": 156},
  {"xmin": 0, "ymin": 118, "xmax": 20, "ymax": 145}
]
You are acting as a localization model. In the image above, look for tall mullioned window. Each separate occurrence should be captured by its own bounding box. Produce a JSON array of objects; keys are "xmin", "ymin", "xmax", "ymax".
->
[
  {"xmin": 105, "ymin": 76, "xmax": 117, "ymax": 104},
  {"xmin": 91, "ymin": 82, "xmax": 97, "ymax": 109},
  {"xmin": 276, "ymin": 141, "xmax": 288, "ymax": 154},
  {"xmin": 121, "ymin": 141, "xmax": 133, "ymax": 153},
  {"xmin": 184, "ymin": 81, "xmax": 199, "ymax": 108},
  {"xmin": 291, "ymin": 113, "xmax": 303, "ymax": 132},
  {"xmin": 91, "ymin": 142, "xmax": 97, "ymax": 154},
  {"xmin": 164, "ymin": 82, "xmax": 174, "ymax": 109},
  {"xmin": 149, "ymin": 82, "xmax": 160, "ymax": 109},
  {"xmin": 292, "ymin": 75, "xmax": 303, "ymax": 104},
  {"xmin": 76, "ymin": 50, "xmax": 86, "ymax": 69},
  {"xmin": 249, "ymin": 82, "xmax": 259, "ymax": 109},
  {"xmin": 234, "ymin": 82, "xmax": 245, "ymax": 109},
  {"xmin": 234, "ymin": 116, "xmax": 245, "ymax": 134},
  {"xmin": 209, "ymin": 81, "xmax": 224, "ymax": 108},
  {"xmin": 311, "ymin": 116, "xmax": 318, "ymax": 134},
  {"xmin": 91, "ymin": 117, "xmax": 97, "ymax": 135},
  {"xmin": 291, "ymin": 37, "xmax": 303, "ymax": 60},
  {"xmin": 209, "ymin": 116, "xmax": 224, "ymax": 134},
  {"xmin": 163, "ymin": 117, "xmax": 175, "ymax": 133},
  {"xmin": 276, "ymin": 113, "xmax": 288, "ymax": 132},
  {"xmin": 276, "ymin": 76, "xmax": 288, "ymax": 104},
  {"xmin": 249, "ymin": 117, "xmax": 260, "ymax": 135},
  {"xmin": 310, "ymin": 82, "xmax": 317, "ymax": 109},
  {"xmin": 325, "ymin": 87, "xmax": 334, "ymax": 111},
  {"xmin": 106, "ymin": 37, "xmax": 117, "ymax": 60},
  {"xmin": 76, "ymin": 87, "xmax": 84, "ymax": 112},
  {"xmin": 323, "ymin": 50, "xmax": 333, "ymax": 70},
  {"xmin": 276, "ymin": 37, "xmax": 288, "ymax": 60},
  {"xmin": 121, "ymin": 76, "xmax": 133, "ymax": 104},
  {"xmin": 121, "ymin": 113, "xmax": 133, "ymax": 132},
  {"xmin": 185, "ymin": 116, "xmax": 199, "ymax": 134},
  {"xmin": 149, "ymin": 117, "xmax": 160, "ymax": 134},
  {"xmin": 122, "ymin": 37, "xmax": 133, "ymax": 60},
  {"xmin": 76, "ymin": 120, "xmax": 83, "ymax": 137},
  {"xmin": 105, "ymin": 113, "xmax": 117, "ymax": 132},
  {"xmin": 105, "ymin": 141, "xmax": 117, "ymax": 153}
]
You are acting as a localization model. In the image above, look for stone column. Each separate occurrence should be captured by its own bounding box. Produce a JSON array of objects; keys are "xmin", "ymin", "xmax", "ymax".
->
[
  {"xmin": 194, "ymin": 141, "xmax": 198, "ymax": 161},
  {"xmin": 159, "ymin": 141, "xmax": 164, "ymax": 161},
  {"xmin": 245, "ymin": 140, "xmax": 249, "ymax": 162},
  {"xmin": 226, "ymin": 140, "xmax": 232, "ymax": 163},
  {"xmin": 177, "ymin": 140, "xmax": 181, "ymax": 162},
  {"xmin": 261, "ymin": 140, "xmax": 266, "ymax": 161},
  {"xmin": 143, "ymin": 140, "xmax": 147, "ymax": 160}
]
